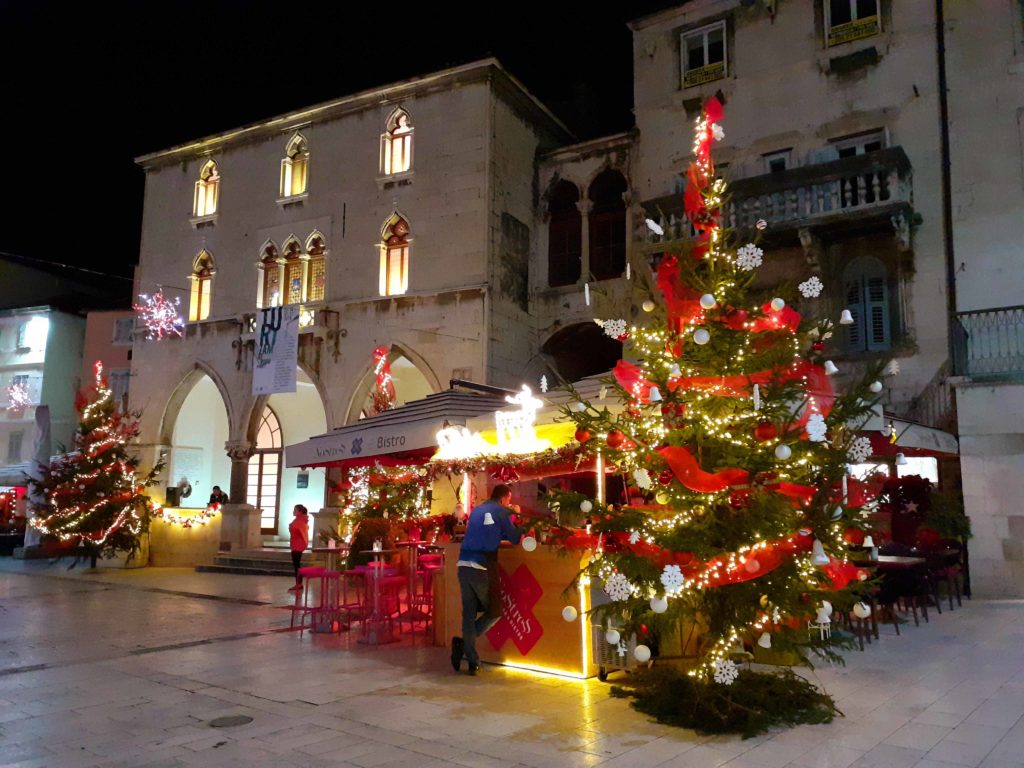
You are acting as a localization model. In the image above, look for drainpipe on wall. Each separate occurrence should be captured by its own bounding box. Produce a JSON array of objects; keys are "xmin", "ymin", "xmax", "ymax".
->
[{"xmin": 936, "ymin": 0, "xmax": 959, "ymax": 369}]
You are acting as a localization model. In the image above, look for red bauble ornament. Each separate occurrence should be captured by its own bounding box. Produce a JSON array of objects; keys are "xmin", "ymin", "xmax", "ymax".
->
[
  {"xmin": 621, "ymin": 438, "xmax": 637, "ymax": 451},
  {"xmin": 658, "ymin": 470, "xmax": 673, "ymax": 486},
  {"xmin": 675, "ymin": 403, "xmax": 686, "ymax": 416},
  {"xmin": 843, "ymin": 527, "xmax": 866, "ymax": 546},
  {"xmin": 574, "ymin": 428, "xmax": 591, "ymax": 443},
  {"xmin": 729, "ymin": 489, "xmax": 751, "ymax": 508},
  {"xmin": 754, "ymin": 421, "xmax": 778, "ymax": 441},
  {"xmin": 606, "ymin": 429, "xmax": 625, "ymax": 449},
  {"xmin": 812, "ymin": 341, "xmax": 825, "ymax": 352}
]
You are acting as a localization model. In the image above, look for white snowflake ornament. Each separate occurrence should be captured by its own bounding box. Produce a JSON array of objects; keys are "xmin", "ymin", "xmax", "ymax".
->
[
  {"xmin": 661, "ymin": 564, "xmax": 685, "ymax": 593},
  {"xmin": 735, "ymin": 244, "xmax": 764, "ymax": 271},
  {"xmin": 604, "ymin": 572, "xmax": 634, "ymax": 602},
  {"xmin": 596, "ymin": 318, "xmax": 628, "ymax": 340},
  {"xmin": 805, "ymin": 413, "xmax": 828, "ymax": 443},
  {"xmin": 798, "ymin": 276, "xmax": 824, "ymax": 298},
  {"xmin": 713, "ymin": 659, "xmax": 740, "ymax": 686},
  {"xmin": 847, "ymin": 436, "xmax": 872, "ymax": 463},
  {"xmin": 632, "ymin": 468, "xmax": 653, "ymax": 490},
  {"xmin": 711, "ymin": 123, "xmax": 725, "ymax": 141}
]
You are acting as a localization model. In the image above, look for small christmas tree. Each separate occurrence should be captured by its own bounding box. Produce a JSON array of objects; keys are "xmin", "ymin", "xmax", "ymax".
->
[
  {"xmin": 545, "ymin": 99, "xmax": 888, "ymax": 734},
  {"xmin": 28, "ymin": 362, "xmax": 163, "ymax": 567}
]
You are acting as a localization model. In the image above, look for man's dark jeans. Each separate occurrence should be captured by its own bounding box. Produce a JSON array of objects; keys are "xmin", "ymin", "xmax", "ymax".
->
[{"xmin": 458, "ymin": 565, "xmax": 502, "ymax": 668}]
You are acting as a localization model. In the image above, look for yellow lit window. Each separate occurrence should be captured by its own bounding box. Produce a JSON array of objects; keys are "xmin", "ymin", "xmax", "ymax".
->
[
  {"xmin": 280, "ymin": 135, "xmax": 309, "ymax": 198},
  {"xmin": 193, "ymin": 160, "xmax": 219, "ymax": 217},
  {"xmin": 380, "ymin": 110, "xmax": 413, "ymax": 175},
  {"xmin": 259, "ymin": 243, "xmax": 281, "ymax": 309},
  {"xmin": 379, "ymin": 216, "xmax": 410, "ymax": 296},
  {"xmin": 826, "ymin": 0, "xmax": 880, "ymax": 47},
  {"xmin": 306, "ymin": 235, "xmax": 326, "ymax": 302},
  {"xmin": 189, "ymin": 250, "xmax": 215, "ymax": 321}
]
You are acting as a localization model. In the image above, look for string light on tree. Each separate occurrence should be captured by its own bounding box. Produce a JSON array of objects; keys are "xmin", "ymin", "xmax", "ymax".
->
[{"xmin": 133, "ymin": 288, "xmax": 183, "ymax": 340}]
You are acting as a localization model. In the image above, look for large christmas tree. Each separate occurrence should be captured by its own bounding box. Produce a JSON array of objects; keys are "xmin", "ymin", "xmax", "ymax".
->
[
  {"xmin": 28, "ymin": 362, "xmax": 162, "ymax": 566},
  {"xmin": 547, "ymin": 99, "xmax": 887, "ymax": 734}
]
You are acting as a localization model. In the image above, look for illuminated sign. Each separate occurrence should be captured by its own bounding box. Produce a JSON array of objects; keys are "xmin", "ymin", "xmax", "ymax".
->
[{"xmin": 432, "ymin": 385, "xmax": 552, "ymax": 460}]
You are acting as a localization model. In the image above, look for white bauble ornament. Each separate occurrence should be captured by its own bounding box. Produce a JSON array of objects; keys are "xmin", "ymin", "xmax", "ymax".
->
[
  {"xmin": 774, "ymin": 444, "xmax": 792, "ymax": 460},
  {"xmin": 580, "ymin": 500, "xmax": 593, "ymax": 514},
  {"xmin": 699, "ymin": 294, "xmax": 717, "ymax": 310},
  {"xmin": 605, "ymin": 629, "xmax": 621, "ymax": 645},
  {"xmin": 570, "ymin": 401, "xmax": 587, "ymax": 413},
  {"xmin": 869, "ymin": 380, "xmax": 883, "ymax": 393},
  {"xmin": 693, "ymin": 328, "xmax": 711, "ymax": 345},
  {"xmin": 521, "ymin": 536, "xmax": 537, "ymax": 552},
  {"xmin": 821, "ymin": 600, "xmax": 833, "ymax": 617},
  {"xmin": 650, "ymin": 596, "xmax": 668, "ymax": 613},
  {"xmin": 642, "ymin": 299, "xmax": 655, "ymax": 313},
  {"xmin": 831, "ymin": 506, "xmax": 844, "ymax": 520},
  {"xmin": 634, "ymin": 644, "xmax": 652, "ymax": 662},
  {"xmin": 744, "ymin": 558, "xmax": 761, "ymax": 574},
  {"xmin": 853, "ymin": 602, "xmax": 872, "ymax": 619},
  {"xmin": 770, "ymin": 297, "xmax": 786, "ymax": 312},
  {"xmin": 561, "ymin": 606, "xmax": 578, "ymax": 622}
]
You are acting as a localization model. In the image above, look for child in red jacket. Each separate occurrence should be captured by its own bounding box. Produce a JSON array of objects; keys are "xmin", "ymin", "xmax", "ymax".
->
[{"xmin": 288, "ymin": 505, "xmax": 309, "ymax": 592}]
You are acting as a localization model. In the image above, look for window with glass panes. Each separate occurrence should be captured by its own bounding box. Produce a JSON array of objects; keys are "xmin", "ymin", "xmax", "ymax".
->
[
  {"xmin": 826, "ymin": 0, "xmax": 880, "ymax": 47},
  {"xmin": 380, "ymin": 217, "xmax": 410, "ymax": 296},
  {"xmin": 280, "ymin": 135, "xmax": 309, "ymax": 198},
  {"xmin": 381, "ymin": 110, "xmax": 413, "ymax": 175},
  {"xmin": 193, "ymin": 160, "xmax": 219, "ymax": 217},
  {"xmin": 307, "ymin": 240, "xmax": 326, "ymax": 302},
  {"xmin": 681, "ymin": 21, "xmax": 726, "ymax": 88},
  {"xmin": 247, "ymin": 406, "xmax": 283, "ymax": 534}
]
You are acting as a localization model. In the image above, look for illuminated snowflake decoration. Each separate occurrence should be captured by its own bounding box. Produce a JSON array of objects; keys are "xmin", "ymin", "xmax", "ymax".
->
[
  {"xmin": 133, "ymin": 289, "xmax": 183, "ymax": 341},
  {"xmin": 596, "ymin": 318, "xmax": 628, "ymax": 340},
  {"xmin": 735, "ymin": 244, "xmax": 763, "ymax": 271},
  {"xmin": 713, "ymin": 659, "xmax": 740, "ymax": 686},
  {"xmin": 711, "ymin": 122, "xmax": 725, "ymax": 142},
  {"xmin": 604, "ymin": 572, "xmax": 634, "ymax": 602},
  {"xmin": 632, "ymin": 468, "xmax": 652, "ymax": 491},
  {"xmin": 798, "ymin": 276, "xmax": 824, "ymax": 298},
  {"xmin": 847, "ymin": 436, "xmax": 873, "ymax": 463},
  {"xmin": 806, "ymin": 413, "xmax": 828, "ymax": 443},
  {"xmin": 661, "ymin": 564, "xmax": 685, "ymax": 593},
  {"xmin": 6, "ymin": 383, "xmax": 31, "ymax": 412}
]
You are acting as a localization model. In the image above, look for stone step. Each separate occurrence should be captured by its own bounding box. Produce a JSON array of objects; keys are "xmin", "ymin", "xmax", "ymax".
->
[{"xmin": 195, "ymin": 564, "xmax": 293, "ymax": 577}]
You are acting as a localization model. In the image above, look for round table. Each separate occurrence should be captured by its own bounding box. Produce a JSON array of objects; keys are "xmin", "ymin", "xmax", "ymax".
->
[
  {"xmin": 358, "ymin": 549, "xmax": 398, "ymax": 645},
  {"xmin": 311, "ymin": 545, "xmax": 349, "ymax": 573}
]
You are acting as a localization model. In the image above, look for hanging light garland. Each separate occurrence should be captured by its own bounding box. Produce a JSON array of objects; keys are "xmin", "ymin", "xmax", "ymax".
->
[{"xmin": 155, "ymin": 503, "xmax": 221, "ymax": 529}]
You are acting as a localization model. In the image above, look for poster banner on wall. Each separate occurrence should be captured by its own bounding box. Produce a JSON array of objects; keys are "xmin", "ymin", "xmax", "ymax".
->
[{"xmin": 253, "ymin": 306, "xmax": 299, "ymax": 395}]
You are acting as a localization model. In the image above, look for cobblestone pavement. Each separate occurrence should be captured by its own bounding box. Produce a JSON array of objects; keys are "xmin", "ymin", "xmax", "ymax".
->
[{"xmin": 1, "ymin": 561, "xmax": 1023, "ymax": 768}]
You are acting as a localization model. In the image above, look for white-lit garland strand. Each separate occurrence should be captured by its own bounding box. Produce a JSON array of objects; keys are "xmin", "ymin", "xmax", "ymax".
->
[
  {"xmin": 155, "ymin": 503, "xmax": 220, "ymax": 529},
  {"xmin": 133, "ymin": 289, "xmax": 184, "ymax": 341}
]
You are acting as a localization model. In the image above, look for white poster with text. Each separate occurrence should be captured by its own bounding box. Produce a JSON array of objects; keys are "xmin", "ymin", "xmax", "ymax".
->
[{"xmin": 253, "ymin": 306, "xmax": 299, "ymax": 395}]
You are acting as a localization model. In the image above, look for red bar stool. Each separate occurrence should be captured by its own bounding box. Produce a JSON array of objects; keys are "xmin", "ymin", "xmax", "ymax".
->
[
  {"xmin": 308, "ymin": 571, "xmax": 343, "ymax": 635},
  {"xmin": 290, "ymin": 566, "xmax": 326, "ymax": 632}
]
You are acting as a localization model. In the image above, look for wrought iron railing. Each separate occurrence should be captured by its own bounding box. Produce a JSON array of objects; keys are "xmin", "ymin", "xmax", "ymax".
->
[{"xmin": 954, "ymin": 305, "xmax": 1024, "ymax": 379}]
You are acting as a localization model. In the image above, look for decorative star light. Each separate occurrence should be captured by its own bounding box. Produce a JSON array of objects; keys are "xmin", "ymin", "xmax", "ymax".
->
[
  {"xmin": 133, "ymin": 289, "xmax": 183, "ymax": 340},
  {"xmin": 604, "ymin": 572, "xmax": 634, "ymax": 602},
  {"xmin": 806, "ymin": 413, "xmax": 828, "ymax": 442},
  {"xmin": 661, "ymin": 563, "xmax": 685, "ymax": 592},
  {"xmin": 632, "ymin": 468, "xmax": 653, "ymax": 490},
  {"xmin": 6, "ymin": 382, "xmax": 31, "ymax": 413},
  {"xmin": 713, "ymin": 658, "xmax": 740, "ymax": 686},
  {"xmin": 847, "ymin": 436, "xmax": 872, "ymax": 463},
  {"xmin": 904, "ymin": 501, "xmax": 919, "ymax": 514},
  {"xmin": 798, "ymin": 276, "xmax": 824, "ymax": 298},
  {"xmin": 735, "ymin": 244, "xmax": 764, "ymax": 271}
]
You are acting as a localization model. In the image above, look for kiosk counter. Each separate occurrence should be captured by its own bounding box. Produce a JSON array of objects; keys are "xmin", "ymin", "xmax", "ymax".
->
[{"xmin": 437, "ymin": 541, "xmax": 597, "ymax": 679}]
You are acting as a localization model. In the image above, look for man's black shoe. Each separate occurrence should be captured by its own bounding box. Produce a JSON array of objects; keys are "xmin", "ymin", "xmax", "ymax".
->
[
  {"xmin": 467, "ymin": 665, "xmax": 479, "ymax": 676},
  {"xmin": 450, "ymin": 636, "xmax": 464, "ymax": 672}
]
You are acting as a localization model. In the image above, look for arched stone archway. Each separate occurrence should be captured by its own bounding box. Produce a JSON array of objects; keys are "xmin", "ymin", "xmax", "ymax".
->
[
  {"xmin": 161, "ymin": 367, "xmax": 233, "ymax": 509},
  {"xmin": 542, "ymin": 323, "xmax": 622, "ymax": 383},
  {"xmin": 344, "ymin": 344, "xmax": 438, "ymax": 424}
]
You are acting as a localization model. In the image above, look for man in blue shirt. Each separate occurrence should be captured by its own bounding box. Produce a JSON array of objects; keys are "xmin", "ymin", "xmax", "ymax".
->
[{"xmin": 451, "ymin": 484, "xmax": 522, "ymax": 675}]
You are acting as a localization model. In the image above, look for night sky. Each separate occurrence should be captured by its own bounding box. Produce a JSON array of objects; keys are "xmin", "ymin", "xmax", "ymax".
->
[{"xmin": 0, "ymin": 1, "xmax": 676, "ymax": 280}]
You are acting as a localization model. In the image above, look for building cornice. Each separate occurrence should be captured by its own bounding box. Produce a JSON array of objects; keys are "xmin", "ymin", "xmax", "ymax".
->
[
  {"xmin": 135, "ymin": 59, "xmax": 574, "ymax": 169},
  {"xmin": 540, "ymin": 131, "xmax": 636, "ymax": 162}
]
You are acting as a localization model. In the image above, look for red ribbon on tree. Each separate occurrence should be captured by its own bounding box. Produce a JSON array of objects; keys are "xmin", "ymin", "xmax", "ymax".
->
[
  {"xmin": 371, "ymin": 345, "xmax": 396, "ymax": 414},
  {"xmin": 657, "ymin": 445, "xmax": 749, "ymax": 493}
]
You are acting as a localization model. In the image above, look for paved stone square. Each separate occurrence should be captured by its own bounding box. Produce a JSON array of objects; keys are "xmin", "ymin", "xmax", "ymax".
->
[{"xmin": 1, "ymin": 562, "xmax": 1023, "ymax": 768}]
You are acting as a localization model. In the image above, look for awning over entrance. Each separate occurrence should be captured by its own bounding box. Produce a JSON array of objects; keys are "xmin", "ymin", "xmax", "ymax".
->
[
  {"xmin": 285, "ymin": 390, "xmax": 508, "ymax": 469},
  {"xmin": 862, "ymin": 412, "xmax": 959, "ymax": 456}
]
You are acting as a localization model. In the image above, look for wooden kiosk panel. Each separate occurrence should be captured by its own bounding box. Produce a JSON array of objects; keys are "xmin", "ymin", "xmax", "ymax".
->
[{"xmin": 439, "ymin": 542, "xmax": 596, "ymax": 678}]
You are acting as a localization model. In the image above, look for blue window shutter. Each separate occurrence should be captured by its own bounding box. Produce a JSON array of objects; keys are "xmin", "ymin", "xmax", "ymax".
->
[
  {"xmin": 865, "ymin": 274, "xmax": 891, "ymax": 350},
  {"xmin": 844, "ymin": 277, "xmax": 866, "ymax": 351}
]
